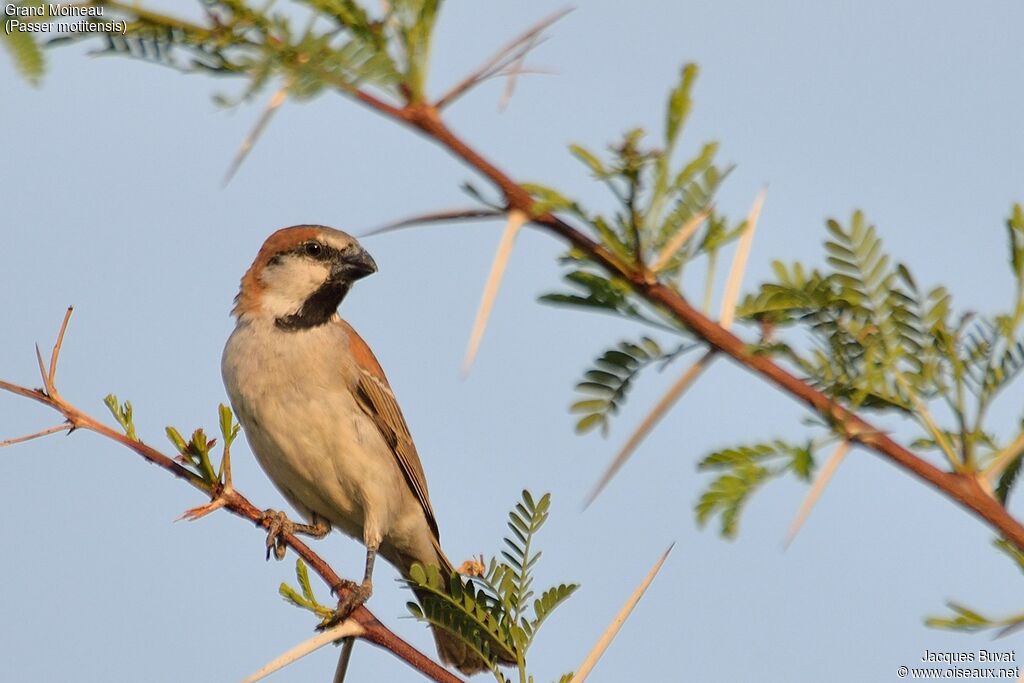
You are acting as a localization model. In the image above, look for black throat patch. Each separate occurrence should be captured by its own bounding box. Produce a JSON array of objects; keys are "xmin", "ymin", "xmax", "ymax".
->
[{"xmin": 275, "ymin": 281, "xmax": 351, "ymax": 331}]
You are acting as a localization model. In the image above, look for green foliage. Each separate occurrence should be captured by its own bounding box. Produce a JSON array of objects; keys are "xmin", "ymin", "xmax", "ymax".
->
[
  {"xmin": 166, "ymin": 426, "xmax": 217, "ymax": 483},
  {"xmin": 538, "ymin": 66, "xmax": 754, "ymax": 458},
  {"xmin": 280, "ymin": 558, "xmax": 335, "ymax": 622},
  {"xmin": 2, "ymin": 2, "xmax": 46, "ymax": 85},
  {"xmin": 541, "ymin": 65, "xmax": 742, "ymax": 325},
  {"xmin": 391, "ymin": 0, "xmax": 442, "ymax": 99},
  {"xmin": 404, "ymin": 491, "xmax": 578, "ymax": 679},
  {"xmin": 927, "ymin": 538, "xmax": 1024, "ymax": 636},
  {"xmin": 1006, "ymin": 203, "xmax": 1024, "ymax": 302},
  {"xmin": 695, "ymin": 440, "xmax": 815, "ymax": 538},
  {"xmin": 740, "ymin": 212, "xmax": 924, "ymax": 412},
  {"xmin": 540, "ymin": 270, "xmax": 679, "ymax": 331},
  {"xmin": 217, "ymin": 403, "xmax": 241, "ymax": 480},
  {"xmin": 15, "ymin": 0, "xmax": 1024, "ymax": 667},
  {"xmin": 17, "ymin": 1, "xmax": 443, "ymax": 106},
  {"xmin": 996, "ymin": 433, "xmax": 1024, "ymax": 505},
  {"xmin": 994, "ymin": 537, "xmax": 1024, "ymax": 574},
  {"xmin": 925, "ymin": 602, "xmax": 1024, "ymax": 635},
  {"xmin": 739, "ymin": 208, "xmax": 1024, "ymax": 473},
  {"xmin": 166, "ymin": 404, "xmax": 239, "ymax": 486},
  {"xmin": 571, "ymin": 336, "xmax": 690, "ymax": 436},
  {"xmin": 103, "ymin": 393, "xmax": 138, "ymax": 441}
]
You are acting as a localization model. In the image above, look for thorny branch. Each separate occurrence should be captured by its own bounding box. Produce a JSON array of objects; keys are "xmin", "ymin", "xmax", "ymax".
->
[
  {"xmin": 6, "ymin": 6, "xmax": 1024, "ymax": 679},
  {"xmin": 0, "ymin": 308, "xmax": 463, "ymax": 683},
  {"xmin": 338, "ymin": 101, "xmax": 1024, "ymax": 553}
]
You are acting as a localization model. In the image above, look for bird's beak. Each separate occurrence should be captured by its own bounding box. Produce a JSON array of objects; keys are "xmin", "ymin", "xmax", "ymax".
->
[{"xmin": 331, "ymin": 246, "xmax": 378, "ymax": 282}]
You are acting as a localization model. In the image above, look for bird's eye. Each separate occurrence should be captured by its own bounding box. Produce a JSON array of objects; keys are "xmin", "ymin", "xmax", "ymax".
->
[{"xmin": 303, "ymin": 242, "xmax": 323, "ymax": 258}]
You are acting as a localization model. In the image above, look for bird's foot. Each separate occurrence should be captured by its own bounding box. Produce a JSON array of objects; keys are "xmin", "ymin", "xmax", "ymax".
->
[
  {"xmin": 260, "ymin": 509, "xmax": 331, "ymax": 561},
  {"xmin": 322, "ymin": 578, "xmax": 373, "ymax": 628}
]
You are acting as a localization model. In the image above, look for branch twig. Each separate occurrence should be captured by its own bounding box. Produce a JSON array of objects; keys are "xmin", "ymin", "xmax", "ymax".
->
[
  {"xmin": 435, "ymin": 7, "xmax": 573, "ymax": 110},
  {"xmin": 223, "ymin": 82, "xmax": 290, "ymax": 187},
  {"xmin": 352, "ymin": 101, "xmax": 1024, "ymax": 554},
  {"xmin": 361, "ymin": 208, "xmax": 505, "ymax": 237},
  {"xmin": 0, "ymin": 312, "xmax": 464, "ymax": 683},
  {"xmin": 242, "ymin": 620, "xmax": 365, "ymax": 683},
  {"xmin": 0, "ymin": 423, "xmax": 71, "ymax": 448}
]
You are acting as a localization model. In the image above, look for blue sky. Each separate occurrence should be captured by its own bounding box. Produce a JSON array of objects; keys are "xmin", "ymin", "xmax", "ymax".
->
[{"xmin": 2, "ymin": 2, "xmax": 1023, "ymax": 681}]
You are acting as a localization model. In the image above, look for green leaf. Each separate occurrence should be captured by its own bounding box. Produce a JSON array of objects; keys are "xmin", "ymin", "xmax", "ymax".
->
[
  {"xmin": 665, "ymin": 63, "xmax": 697, "ymax": 149},
  {"xmin": 530, "ymin": 583, "xmax": 578, "ymax": 637},
  {"xmin": 165, "ymin": 426, "xmax": 188, "ymax": 454},
  {"xmin": 695, "ymin": 465, "xmax": 768, "ymax": 538},
  {"xmin": 296, "ymin": 559, "xmax": 315, "ymax": 603},
  {"xmin": 279, "ymin": 582, "xmax": 312, "ymax": 610},
  {"xmin": 218, "ymin": 403, "xmax": 240, "ymax": 446},
  {"xmin": 925, "ymin": 601, "xmax": 1024, "ymax": 635},
  {"xmin": 2, "ymin": 2, "xmax": 46, "ymax": 85},
  {"xmin": 995, "ymin": 441, "xmax": 1024, "ymax": 505},
  {"xmin": 696, "ymin": 440, "xmax": 817, "ymax": 538},
  {"xmin": 403, "ymin": 492, "xmax": 573, "ymax": 668},
  {"xmin": 521, "ymin": 182, "xmax": 577, "ymax": 214},
  {"xmin": 1007, "ymin": 203, "xmax": 1024, "ymax": 281},
  {"xmin": 569, "ymin": 144, "xmax": 607, "ymax": 177},
  {"xmin": 104, "ymin": 394, "xmax": 138, "ymax": 441},
  {"xmin": 994, "ymin": 538, "xmax": 1024, "ymax": 575},
  {"xmin": 569, "ymin": 337, "xmax": 669, "ymax": 436}
]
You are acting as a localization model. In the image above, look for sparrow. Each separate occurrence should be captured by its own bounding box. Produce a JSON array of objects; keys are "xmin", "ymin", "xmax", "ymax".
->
[{"xmin": 222, "ymin": 225, "xmax": 502, "ymax": 674}]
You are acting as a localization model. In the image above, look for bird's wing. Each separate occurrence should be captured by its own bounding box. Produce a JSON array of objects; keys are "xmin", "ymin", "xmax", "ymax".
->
[{"xmin": 337, "ymin": 319, "xmax": 440, "ymax": 541}]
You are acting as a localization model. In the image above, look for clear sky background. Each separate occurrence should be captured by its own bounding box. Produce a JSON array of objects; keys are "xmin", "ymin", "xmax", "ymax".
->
[{"xmin": 3, "ymin": 2, "xmax": 1024, "ymax": 682}]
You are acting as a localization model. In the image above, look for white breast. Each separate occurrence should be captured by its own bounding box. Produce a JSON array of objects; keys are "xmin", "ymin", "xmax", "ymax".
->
[{"xmin": 221, "ymin": 318, "xmax": 407, "ymax": 544}]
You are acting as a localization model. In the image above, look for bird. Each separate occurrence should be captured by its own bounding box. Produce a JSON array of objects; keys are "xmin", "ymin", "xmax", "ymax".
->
[{"xmin": 222, "ymin": 225, "xmax": 503, "ymax": 674}]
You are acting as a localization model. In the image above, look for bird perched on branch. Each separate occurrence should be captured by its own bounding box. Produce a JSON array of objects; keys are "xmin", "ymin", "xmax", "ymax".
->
[{"xmin": 222, "ymin": 225, "xmax": 503, "ymax": 674}]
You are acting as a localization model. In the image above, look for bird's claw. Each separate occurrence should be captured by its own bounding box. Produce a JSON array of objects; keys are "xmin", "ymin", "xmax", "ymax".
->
[
  {"xmin": 261, "ymin": 509, "xmax": 294, "ymax": 560},
  {"xmin": 322, "ymin": 579, "xmax": 372, "ymax": 628},
  {"xmin": 259, "ymin": 509, "xmax": 331, "ymax": 560}
]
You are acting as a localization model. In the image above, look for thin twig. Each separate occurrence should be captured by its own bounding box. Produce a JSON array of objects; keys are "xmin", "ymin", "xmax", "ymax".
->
[
  {"xmin": 48, "ymin": 306, "xmax": 73, "ymax": 390},
  {"xmin": 334, "ymin": 637, "xmax": 357, "ymax": 683},
  {"xmin": 382, "ymin": 105, "xmax": 1024, "ymax": 554},
  {"xmin": 0, "ymin": 423, "xmax": 71, "ymax": 448},
  {"xmin": 0, "ymin": 312, "xmax": 464, "ymax": 683},
  {"xmin": 784, "ymin": 440, "xmax": 851, "ymax": 547},
  {"xmin": 462, "ymin": 210, "xmax": 528, "ymax": 375},
  {"xmin": 223, "ymin": 82, "xmax": 290, "ymax": 186},
  {"xmin": 497, "ymin": 34, "xmax": 537, "ymax": 111},
  {"xmin": 361, "ymin": 208, "xmax": 505, "ymax": 237},
  {"xmin": 571, "ymin": 543, "xmax": 674, "ymax": 682},
  {"xmin": 895, "ymin": 373, "xmax": 960, "ymax": 471},
  {"xmin": 435, "ymin": 7, "xmax": 573, "ymax": 110},
  {"xmin": 34, "ymin": 344, "xmax": 49, "ymax": 394},
  {"xmin": 241, "ymin": 620, "xmax": 365, "ymax": 683}
]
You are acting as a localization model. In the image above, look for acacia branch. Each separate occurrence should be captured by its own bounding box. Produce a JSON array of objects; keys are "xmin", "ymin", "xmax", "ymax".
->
[
  {"xmin": 0, "ymin": 311, "xmax": 463, "ymax": 683},
  {"xmin": 340, "ymin": 100, "xmax": 1024, "ymax": 553}
]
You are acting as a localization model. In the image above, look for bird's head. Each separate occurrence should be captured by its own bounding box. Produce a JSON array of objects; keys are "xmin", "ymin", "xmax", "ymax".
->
[{"xmin": 233, "ymin": 225, "xmax": 377, "ymax": 329}]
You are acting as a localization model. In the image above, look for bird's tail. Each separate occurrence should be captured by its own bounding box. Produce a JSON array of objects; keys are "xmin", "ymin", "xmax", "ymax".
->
[{"xmin": 396, "ymin": 543, "xmax": 515, "ymax": 675}]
